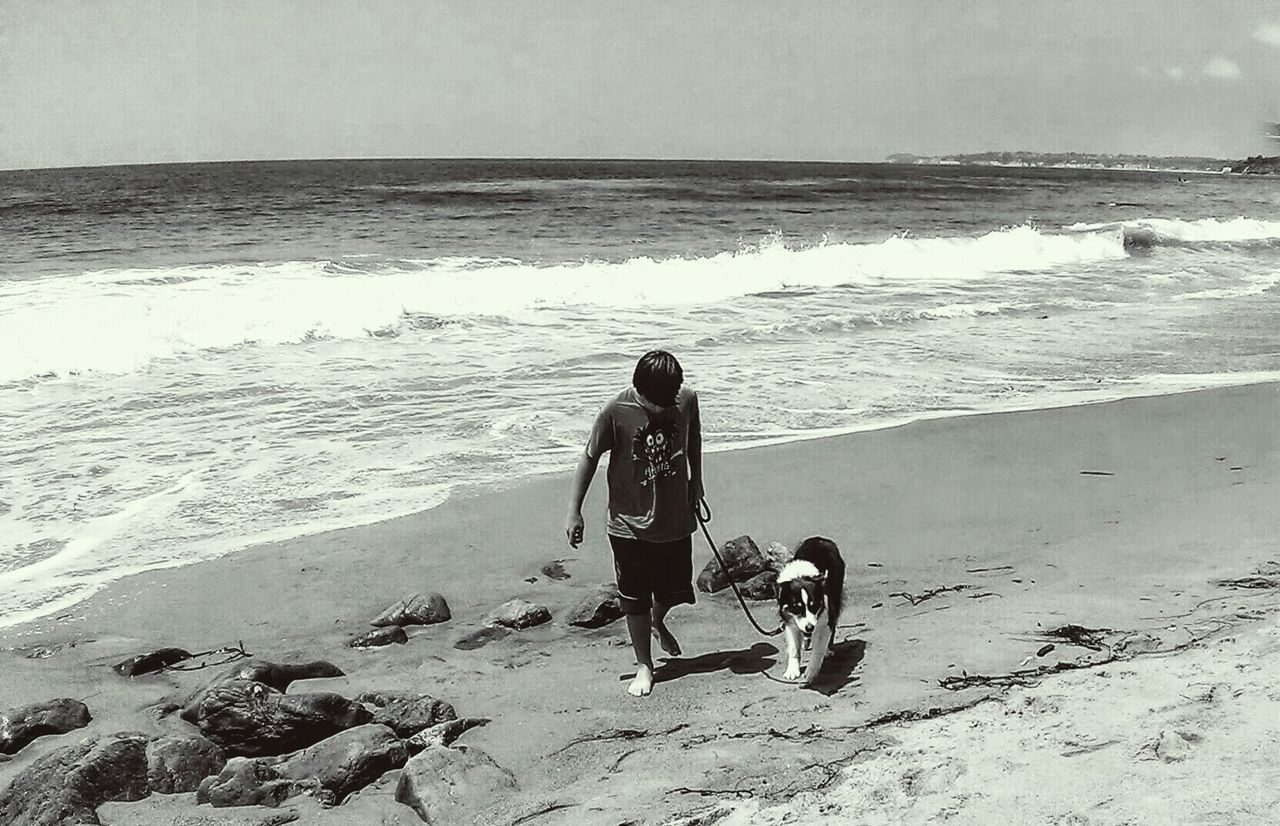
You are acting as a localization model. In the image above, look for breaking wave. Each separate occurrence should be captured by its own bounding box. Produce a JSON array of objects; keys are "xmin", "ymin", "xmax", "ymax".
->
[{"xmin": 0, "ymin": 225, "xmax": 1127, "ymax": 381}]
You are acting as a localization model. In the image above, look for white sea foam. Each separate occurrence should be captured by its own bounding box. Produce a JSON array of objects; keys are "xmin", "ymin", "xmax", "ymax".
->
[
  {"xmin": 1066, "ymin": 216, "xmax": 1280, "ymax": 243},
  {"xmin": 0, "ymin": 227, "xmax": 1126, "ymax": 382},
  {"xmin": 1134, "ymin": 217, "xmax": 1280, "ymax": 242}
]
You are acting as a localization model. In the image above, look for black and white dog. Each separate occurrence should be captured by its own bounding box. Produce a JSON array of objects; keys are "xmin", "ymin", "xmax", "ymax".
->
[{"xmin": 776, "ymin": 536, "xmax": 845, "ymax": 685}]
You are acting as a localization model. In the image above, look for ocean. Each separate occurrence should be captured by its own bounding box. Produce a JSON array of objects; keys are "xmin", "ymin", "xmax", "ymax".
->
[{"xmin": 2, "ymin": 159, "xmax": 1278, "ymax": 629}]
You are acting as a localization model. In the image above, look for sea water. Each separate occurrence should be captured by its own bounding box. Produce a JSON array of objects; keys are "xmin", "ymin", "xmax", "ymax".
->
[{"xmin": 2, "ymin": 159, "xmax": 1278, "ymax": 627}]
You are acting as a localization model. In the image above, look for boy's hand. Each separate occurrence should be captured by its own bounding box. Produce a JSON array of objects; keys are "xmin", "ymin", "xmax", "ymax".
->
[
  {"xmin": 565, "ymin": 511, "xmax": 585, "ymax": 548},
  {"xmin": 688, "ymin": 478, "xmax": 705, "ymax": 510}
]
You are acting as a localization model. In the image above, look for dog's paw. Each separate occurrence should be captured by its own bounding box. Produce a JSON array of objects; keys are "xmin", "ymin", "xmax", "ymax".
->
[{"xmin": 782, "ymin": 663, "xmax": 802, "ymax": 681}]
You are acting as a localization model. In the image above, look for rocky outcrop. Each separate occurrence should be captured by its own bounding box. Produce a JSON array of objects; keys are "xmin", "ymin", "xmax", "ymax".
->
[
  {"xmin": 404, "ymin": 718, "xmax": 491, "ymax": 754},
  {"xmin": 187, "ymin": 680, "xmax": 373, "ymax": 757},
  {"xmin": 0, "ymin": 733, "xmax": 150, "ymax": 825},
  {"xmin": 696, "ymin": 535, "xmax": 770, "ymax": 593},
  {"xmin": 145, "ymin": 733, "xmax": 226, "ymax": 794},
  {"xmin": 566, "ymin": 586, "xmax": 624, "ymax": 628},
  {"xmin": 181, "ymin": 659, "xmax": 345, "ymax": 722},
  {"xmin": 275, "ymin": 724, "xmax": 407, "ymax": 803},
  {"xmin": 113, "ymin": 647, "xmax": 192, "ymax": 677},
  {"xmin": 395, "ymin": 745, "xmax": 517, "ymax": 824},
  {"xmin": 0, "ymin": 698, "xmax": 92, "ymax": 755},
  {"xmin": 349, "ymin": 626, "xmax": 409, "ymax": 648},
  {"xmin": 356, "ymin": 691, "xmax": 457, "ymax": 738},
  {"xmin": 196, "ymin": 757, "xmax": 295, "ymax": 808},
  {"xmin": 1231, "ymin": 155, "xmax": 1280, "ymax": 174},
  {"xmin": 739, "ymin": 570, "xmax": 779, "ymax": 600},
  {"xmin": 372, "ymin": 594, "xmax": 451, "ymax": 627},
  {"xmin": 487, "ymin": 599, "xmax": 551, "ymax": 630}
]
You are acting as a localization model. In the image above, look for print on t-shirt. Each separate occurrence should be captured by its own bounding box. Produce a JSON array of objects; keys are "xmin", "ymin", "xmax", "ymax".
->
[{"xmin": 631, "ymin": 416, "xmax": 683, "ymax": 487}]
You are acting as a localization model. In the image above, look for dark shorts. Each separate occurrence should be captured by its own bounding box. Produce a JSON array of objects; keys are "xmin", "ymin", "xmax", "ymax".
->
[{"xmin": 608, "ymin": 534, "xmax": 696, "ymax": 615}]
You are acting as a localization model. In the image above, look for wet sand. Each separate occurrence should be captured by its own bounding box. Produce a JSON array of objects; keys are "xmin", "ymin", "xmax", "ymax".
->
[{"xmin": 3, "ymin": 382, "xmax": 1279, "ymax": 824}]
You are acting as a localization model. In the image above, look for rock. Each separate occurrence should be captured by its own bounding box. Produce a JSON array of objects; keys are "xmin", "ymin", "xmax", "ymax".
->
[
  {"xmin": 738, "ymin": 570, "xmax": 778, "ymax": 601},
  {"xmin": 404, "ymin": 718, "xmax": 491, "ymax": 754},
  {"xmin": 696, "ymin": 535, "xmax": 769, "ymax": 593},
  {"xmin": 216, "ymin": 660, "xmax": 346, "ymax": 692},
  {"xmin": 0, "ymin": 733, "xmax": 150, "ymax": 825},
  {"xmin": 112, "ymin": 647, "xmax": 192, "ymax": 677},
  {"xmin": 349, "ymin": 626, "xmax": 409, "ymax": 648},
  {"xmin": 356, "ymin": 691, "xmax": 457, "ymax": 739},
  {"xmin": 487, "ymin": 599, "xmax": 551, "ymax": 630},
  {"xmin": 566, "ymin": 586, "xmax": 624, "ymax": 628},
  {"xmin": 145, "ymin": 732, "xmax": 226, "ymax": 794},
  {"xmin": 394, "ymin": 745, "xmax": 517, "ymax": 825},
  {"xmin": 196, "ymin": 756, "xmax": 294, "ymax": 808},
  {"xmin": 372, "ymin": 593, "xmax": 451, "ymax": 627},
  {"xmin": 0, "ymin": 698, "xmax": 92, "ymax": 755},
  {"xmin": 275, "ymin": 724, "xmax": 407, "ymax": 804},
  {"xmin": 762, "ymin": 541, "xmax": 793, "ymax": 571},
  {"xmin": 453, "ymin": 626, "xmax": 511, "ymax": 650},
  {"xmin": 540, "ymin": 560, "xmax": 570, "ymax": 581},
  {"xmin": 181, "ymin": 660, "xmax": 346, "ymax": 722},
  {"xmin": 143, "ymin": 700, "xmax": 182, "ymax": 720},
  {"xmin": 188, "ymin": 680, "xmax": 374, "ymax": 757}
]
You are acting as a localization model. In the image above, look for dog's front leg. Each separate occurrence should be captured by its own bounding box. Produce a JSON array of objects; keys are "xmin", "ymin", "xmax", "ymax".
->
[
  {"xmin": 803, "ymin": 623, "xmax": 832, "ymax": 687},
  {"xmin": 782, "ymin": 624, "xmax": 804, "ymax": 681}
]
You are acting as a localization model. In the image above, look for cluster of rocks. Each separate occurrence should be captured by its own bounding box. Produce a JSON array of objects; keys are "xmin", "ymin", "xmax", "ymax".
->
[
  {"xmin": 1, "ymin": 568, "xmax": 638, "ymax": 825},
  {"xmin": 0, "ymin": 658, "xmax": 504, "ymax": 825},
  {"xmin": 696, "ymin": 535, "xmax": 789, "ymax": 599},
  {"xmin": 351, "ymin": 579, "xmax": 625, "ymax": 652}
]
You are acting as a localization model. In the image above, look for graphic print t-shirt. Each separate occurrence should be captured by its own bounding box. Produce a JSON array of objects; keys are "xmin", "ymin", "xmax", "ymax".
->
[{"xmin": 585, "ymin": 386, "xmax": 699, "ymax": 542}]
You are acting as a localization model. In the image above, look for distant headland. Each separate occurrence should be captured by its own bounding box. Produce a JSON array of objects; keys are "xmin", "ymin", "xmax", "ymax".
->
[{"xmin": 885, "ymin": 151, "xmax": 1280, "ymax": 174}]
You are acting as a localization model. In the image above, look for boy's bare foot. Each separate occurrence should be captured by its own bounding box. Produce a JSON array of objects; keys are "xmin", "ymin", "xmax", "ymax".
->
[
  {"xmin": 628, "ymin": 664, "xmax": 655, "ymax": 697},
  {"xmin": 652, "ymin": 622, "xmax": 681, "ymax": 657}
]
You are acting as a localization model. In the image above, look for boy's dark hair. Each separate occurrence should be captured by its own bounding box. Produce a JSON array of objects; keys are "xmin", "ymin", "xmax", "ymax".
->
[{"xmin": 633, "ymin": 350, "xmax": 683, "ymax": 407}]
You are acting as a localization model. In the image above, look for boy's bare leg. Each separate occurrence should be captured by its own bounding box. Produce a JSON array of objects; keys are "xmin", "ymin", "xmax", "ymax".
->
[
  {"xmin": 625, "ymin": 613, "xmax": 655, "ymax": 697},
  {"xmin": 651, "ymin": 600, "xmax": 681, "ymax": 657}
]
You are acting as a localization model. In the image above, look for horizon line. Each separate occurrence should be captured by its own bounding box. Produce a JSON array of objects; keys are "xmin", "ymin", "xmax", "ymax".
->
[{"xmin": 0, "ymin": 150, "xmax": 1251, "ymax": 175}]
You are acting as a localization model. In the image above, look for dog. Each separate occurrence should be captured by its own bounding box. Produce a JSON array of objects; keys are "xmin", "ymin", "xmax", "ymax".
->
[{"xmin": 775, "ymin": 536, "xmax": 845, "ymax": 685}]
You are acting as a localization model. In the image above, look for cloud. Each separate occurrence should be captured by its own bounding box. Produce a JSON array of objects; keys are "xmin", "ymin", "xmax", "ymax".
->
[
  {"xmin": 1136, "ymin": 65, "xmax": 1154, "ymax": 78},
  {"xmin": 1203, "ymin": 57, "xmax": 1242, "ymax": 80},
  {"xmin": 1254, "ymin": 22, "xmax": 1280, "ymax": 48},
  {"xmin": 1164, "ymin": 66, "xmax": 1185, "ymax": 80}
]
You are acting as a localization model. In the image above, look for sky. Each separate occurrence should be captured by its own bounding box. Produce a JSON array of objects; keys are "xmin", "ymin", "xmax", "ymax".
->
[{"xmin": 4, "ymin": 0, "xmax": 1280, "ymax": 170}]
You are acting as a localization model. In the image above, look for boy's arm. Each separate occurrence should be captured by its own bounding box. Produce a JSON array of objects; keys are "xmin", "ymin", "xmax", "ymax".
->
[
  {"xmin": 687, "ymin": 391, "xmax": 704, "ymax": 507},
  {"xmin": 566, "ymin": 404, "xmax": 612, "ymax": 548},
  {"xmin": 565, "ymin": 449, "xmax": 601, "ymax": 548}
]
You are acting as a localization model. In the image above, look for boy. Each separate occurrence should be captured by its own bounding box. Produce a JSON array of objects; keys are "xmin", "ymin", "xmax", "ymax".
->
[{"xmin": 564, "ymin": 350, "xmax": 704, "ymax": 697}]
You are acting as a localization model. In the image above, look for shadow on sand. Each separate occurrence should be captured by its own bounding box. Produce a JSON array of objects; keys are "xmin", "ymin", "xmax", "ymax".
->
[
  {"xmin": 804, "ymin": 638, "xmax": 867, "ymax": 695},
  {"xmin": 618, "ymin": 642, "xmax": 779, "ymax": 684}
]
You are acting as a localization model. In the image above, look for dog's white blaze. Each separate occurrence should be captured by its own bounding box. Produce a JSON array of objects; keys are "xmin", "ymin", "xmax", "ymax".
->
[{"xmin": 777, "ymin": 560, "xmax": 820, "ymax": 583}]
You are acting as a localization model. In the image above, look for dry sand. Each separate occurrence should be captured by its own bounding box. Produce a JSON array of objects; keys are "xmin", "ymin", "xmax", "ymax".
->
[{"xmin": 3, "ymin": 382, "xmax": 1278, "ymax": 825}]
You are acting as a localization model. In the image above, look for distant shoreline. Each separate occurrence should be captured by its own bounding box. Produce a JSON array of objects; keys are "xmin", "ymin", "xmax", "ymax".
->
[{"xmin": 886, "ymin": 151, "xmax": 1280, "ymax": 174}]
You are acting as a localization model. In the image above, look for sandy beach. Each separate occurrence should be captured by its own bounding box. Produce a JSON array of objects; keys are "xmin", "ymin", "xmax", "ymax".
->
[{"xmin": 3, "ymin": 381, "xmax": 1279, "ymax": 825}]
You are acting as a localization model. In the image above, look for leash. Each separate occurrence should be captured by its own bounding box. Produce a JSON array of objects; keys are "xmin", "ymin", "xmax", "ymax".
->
[{"xmin": 695, "ymin": 497, "xmax": 783, "ymax": 637}]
